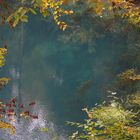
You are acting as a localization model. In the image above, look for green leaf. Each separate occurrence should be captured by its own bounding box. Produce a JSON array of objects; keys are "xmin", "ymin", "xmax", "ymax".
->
[
  {"xmin": 40, "ymin": 127, "xmax": 49, "ymax": 132},
  {"xmin": 20, "ymin": 15, "xmax": 28, "ymax": 22},
  {"xmin": 13, "ymin": 18, "xmax": 19, "ymax": 27},
  {"xmin": 29, "ymin": 8, "xmax": 37, "ymax": 15},
  {"xmin": 17, "ymin": 7, "xmax": 24, "ymax": 13},
  {"xmin": 6, "ymin": 15, "xmax": 13, "ymax": 22},
  {"xmin": 20, "ymin": 8, "xmax": 28, "ymax": 17}
]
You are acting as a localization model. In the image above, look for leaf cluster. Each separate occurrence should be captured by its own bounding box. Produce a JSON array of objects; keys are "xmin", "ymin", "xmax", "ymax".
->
[
  {"xmin": 69, "ymin": 95, "xmax": 140, "ymax": 140},
  {"xmin": 5, "ymin": 0, "xmax": 73, "ymax": 30}
]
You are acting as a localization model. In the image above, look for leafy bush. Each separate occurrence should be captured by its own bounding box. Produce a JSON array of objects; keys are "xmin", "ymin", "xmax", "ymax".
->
[{"xmin": 69, "ymin": 93, "xmax": 140, "ymax": 140}]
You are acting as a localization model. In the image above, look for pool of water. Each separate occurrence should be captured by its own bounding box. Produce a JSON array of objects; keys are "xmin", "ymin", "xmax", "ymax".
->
[{"xmin": 0, "ymin": 15, "xmax": 139, "ymax": 139}]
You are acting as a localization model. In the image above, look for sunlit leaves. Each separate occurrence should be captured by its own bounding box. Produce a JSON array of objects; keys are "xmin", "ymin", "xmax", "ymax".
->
[
  {"xmin": 0, "ymin": 120, "xmax": 16, "ymax": 135},
  {"xmin": 130, "ymin": 92, "xmax": 140, "ymax": 106},
  {"xmin": 69, "ymin": 99, "xmax": 140, "ymax": 140},
  {"xmin": 118, "ymin": 69, "xmax": 140, "ymax": 81},
  {"xmin": 0, "ymin": 47, "xmax": 7, "ymax": 67},
  {"xmin": 0, "ymin": 78, "xmax": 10, "ymax": 89},
  {"xmin": 1, "ymin": 0, "xmax": 140, "ymax": 28},
  {"xmin": 34, "ymin": 0, "xmax": 73, "ymax": 30},
  {"xmin": 6, "ymin": 7, "xmax": 29, "ymax": 27},
  {"xmin": 5, "ymin": 0, "xmax": 73, "ymax": 30},
  {"xmin": 0, "ymin": 47, "xmax": 9, "ymax": 89},
  {"xmin": 85, "ymin": 0, "xmax": 140, "ymax": 27}
]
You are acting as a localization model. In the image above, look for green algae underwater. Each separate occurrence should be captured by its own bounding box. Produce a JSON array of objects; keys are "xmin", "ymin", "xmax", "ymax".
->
[{"xmin": 0, "ymin": 3, "xmax": 140, "ymax": 140}]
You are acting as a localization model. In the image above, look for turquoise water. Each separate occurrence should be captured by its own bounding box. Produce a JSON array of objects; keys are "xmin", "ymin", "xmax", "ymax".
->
[{"xmin": 0, "ymin": 15, "xmax": 139, "ymax": 139}]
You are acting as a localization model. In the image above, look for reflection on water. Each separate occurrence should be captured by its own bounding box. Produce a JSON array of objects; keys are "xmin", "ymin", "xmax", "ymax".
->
[
  {"xmin": 10, "ymin": 67, "xmax": 20, "ymax": 97},
  {"xmin": 0, "ymin": 66, "xmax": 65, "ymax": 140},
  {"xmin": 0, "ymin": 103, "xmax": 65, "ymax": 140},
  {"xmin": 0, "ymin": 14, "xmax": 138, "ymax": 139}
]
